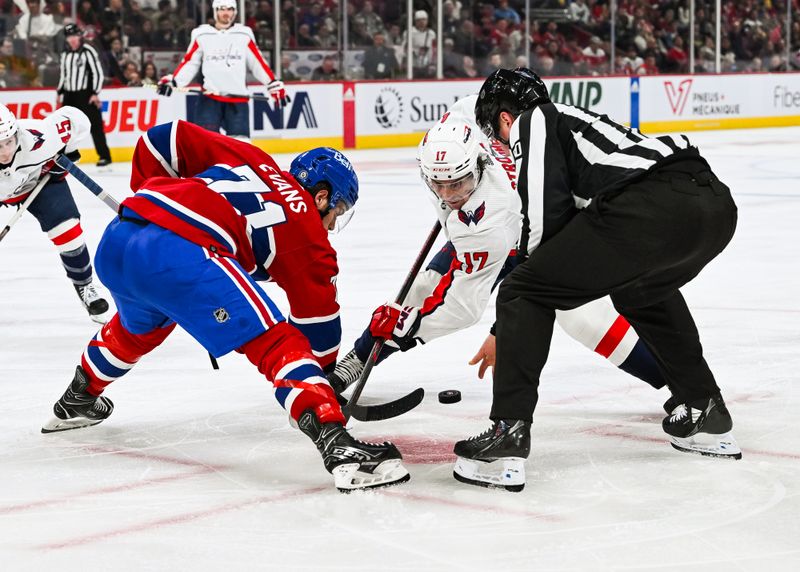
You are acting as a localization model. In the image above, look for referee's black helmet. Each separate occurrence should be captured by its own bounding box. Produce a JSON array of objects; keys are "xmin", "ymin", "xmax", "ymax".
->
[
  {"xmin": 64, "ymin": 24, "xmax": 83, "ymax": 37},
  {"xmin": 474, "ymin": 68, "xmax": 550, "ymax": 142}
]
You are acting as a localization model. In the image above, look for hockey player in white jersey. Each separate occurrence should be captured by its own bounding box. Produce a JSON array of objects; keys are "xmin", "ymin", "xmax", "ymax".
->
[
  {"xmin": 156, "ymin": 0, "xmax": 289, "ymax": 140},
  {"xmin": 330, "ymin": 97, "xmax": 668, "ymax": 412},
  {"xmin": 0, "ymin": 103, "xmax": 110, "ymax": 323}
]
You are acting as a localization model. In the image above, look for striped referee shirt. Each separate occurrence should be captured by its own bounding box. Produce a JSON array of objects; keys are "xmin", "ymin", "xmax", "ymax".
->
[
  {"xmin": 509, "ymin": 102, "xmax": 700, "ymax": 254},
  {"xmin": 58, "ymin": 43, "xmax": 103, "ymax": 94}
]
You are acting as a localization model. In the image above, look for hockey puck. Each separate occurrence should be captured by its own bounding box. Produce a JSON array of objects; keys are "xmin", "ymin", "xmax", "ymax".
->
[{"xmin": 438, "ymin": 390, "xmax": 461, "ymax": 404}]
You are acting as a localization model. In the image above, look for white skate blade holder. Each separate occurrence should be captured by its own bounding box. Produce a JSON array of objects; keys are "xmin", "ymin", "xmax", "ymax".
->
[
  {"xmin": 41, "ymin": 415, "xmax": 105, "ymax": 434},
  {"xmin": 332, "ymin": 459, "xmax": 410, "ymax": 493},
  {"xmin": 453, "ymin": 456, "xmax": 526, "ymax": 492},
  {"xmin": 670, "ymin": 431, "xmax": 742, "ymax": 460}
]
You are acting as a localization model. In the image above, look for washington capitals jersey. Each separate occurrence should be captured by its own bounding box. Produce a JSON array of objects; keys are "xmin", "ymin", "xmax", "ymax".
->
[
  {"xmin": 408, "ymin": 110, "xmax": 521, "ymax": 343},
  {"xmin": 0, "ymin": 106, "xmax": 90, "ymax": 204},
  {"xmin": 171, "ymin": 24, "xmax": 276, "ymax": 103},
  {"xmin": 127, "ymin": 120, "xmax": 340, "ymax": 367}
]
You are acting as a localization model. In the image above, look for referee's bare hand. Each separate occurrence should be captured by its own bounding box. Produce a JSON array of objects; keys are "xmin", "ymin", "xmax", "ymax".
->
[{"xmin": 89, "ymin": 94, "xmax": 101, "ymax": 108}]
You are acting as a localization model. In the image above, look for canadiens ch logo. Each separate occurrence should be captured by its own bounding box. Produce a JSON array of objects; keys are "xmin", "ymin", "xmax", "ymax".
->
[
  {"xmin": 213, "ymin": 308, "xmax": 230, "ymax": 323},
  {"xmin": 458, "ymin": 202, "xmax": 486, "ymax": 226}
]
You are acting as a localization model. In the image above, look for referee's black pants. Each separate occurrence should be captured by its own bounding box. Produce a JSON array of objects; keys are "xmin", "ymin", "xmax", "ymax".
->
[
  {"xmin": 491, "ymin": 158, "xmax": 738, "ymax": 422},
  {"xmin": 62, "ymin": 90, "xmax": 111, "ymax": 162}
]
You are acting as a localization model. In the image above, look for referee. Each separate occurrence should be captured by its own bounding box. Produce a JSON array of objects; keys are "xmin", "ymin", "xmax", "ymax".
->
[
  {"xmin": 58, "ymin": 24, "xmax": 111, "ymax": 167},
  {"xmin": 453, "ymin": 68, "xmax": 740, "ymax": 488}
]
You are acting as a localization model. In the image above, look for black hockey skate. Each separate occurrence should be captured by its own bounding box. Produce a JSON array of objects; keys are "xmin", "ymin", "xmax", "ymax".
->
[
  {"xmin": 662, "ymin": 393, "xmax": 741, "ymax": 459},
  {"xmin": 663, "ymin": 393, "xmax": 680, "ymax": 414},
  {"xmin": 453, "ymin": 419, "xmax": 531, "ymax": 492},
  {"xmin": 42, "ymin": 366, "xmax": 114, "ymax": 433},
  {"xmin": 327, "ymin": 348, "xmax": 365, "ymax": 395},
  {"xmin": 75, "ymin": 282, "xmax": 110, "ymax": 324},
  {"xmin": 297, "ymin": 409, "xmax": 410, "ymax": 493}
]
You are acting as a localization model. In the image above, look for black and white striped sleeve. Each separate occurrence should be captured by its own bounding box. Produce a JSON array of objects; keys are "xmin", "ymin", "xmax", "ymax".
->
[
  {"xmin": 57, "ymin": 51, "xmax": 65, "ymax": 93},
  {"xmin": 84, "ymin": 45, "xmax": 104, "ymax": 94},
  {"xmin": 510, "ymin": 105, "xmax": 576, "ymax": 254}
]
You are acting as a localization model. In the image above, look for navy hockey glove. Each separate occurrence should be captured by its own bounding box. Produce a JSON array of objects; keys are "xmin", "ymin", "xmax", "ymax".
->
[
  {"xmin": 369, "ymin": 303, "xmax": 422, "ymax": 352},
  {"xmin": 157, "ymin": 76, "xmax": 176, "ymax": 97}
]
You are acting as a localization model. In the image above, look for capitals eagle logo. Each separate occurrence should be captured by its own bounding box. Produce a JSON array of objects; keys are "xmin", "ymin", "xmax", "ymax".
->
[{"xmin": 458, "ymin": 201, "xmax": 486, "ymax": 226}]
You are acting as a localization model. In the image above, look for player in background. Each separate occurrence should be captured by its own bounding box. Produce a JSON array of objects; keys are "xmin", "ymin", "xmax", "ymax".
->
[
  {"xmin": 0, "ymin": 103, "xmax": 110, "ymax": 323},
  {"xmin": 42, "ymin": 121, "xmax": 409, "ymax": 492},
  {"xmin": 156, "ymin": 0, "xmax": 290, "ymax": 140},
  {"xmin": 329, "ymin": 97, "xmax": 667, "ymax": 408}
]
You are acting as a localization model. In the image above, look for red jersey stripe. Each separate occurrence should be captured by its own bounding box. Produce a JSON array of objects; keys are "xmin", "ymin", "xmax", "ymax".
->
[{"xmin": 593, "ymin": 315, "xmax": 631, "ymax": 358}]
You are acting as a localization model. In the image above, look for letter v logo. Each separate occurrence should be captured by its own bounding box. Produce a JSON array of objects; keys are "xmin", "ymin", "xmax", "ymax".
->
[{"xmin": 664, "ymin": 79, "xmax": 693, "ymax": 115}]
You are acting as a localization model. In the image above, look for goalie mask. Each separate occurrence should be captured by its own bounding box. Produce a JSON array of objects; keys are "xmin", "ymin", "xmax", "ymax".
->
[{"xmin": 419, "ymin": 117, "xmax": 486, "ymax": 210}]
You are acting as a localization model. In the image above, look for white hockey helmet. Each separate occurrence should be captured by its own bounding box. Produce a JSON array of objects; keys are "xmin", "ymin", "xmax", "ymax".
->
[
  {"xmin": 0, "ymin": 103, "xmax": 19, "ymax": 142},
  {"xmin": 212, "ymin": 0, "xmax": 237, "ymax": 11},
  {"xmin": 419, "ymin": 116, "xmax": 486, "ymax": 208}
]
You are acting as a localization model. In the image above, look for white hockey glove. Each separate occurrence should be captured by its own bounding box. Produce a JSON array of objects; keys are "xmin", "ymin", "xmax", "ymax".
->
[
  {"xmin": 267, "ymin": 79, "xmax": 291, "ymax": 108},
  {"xmin": 157, "ymin": 75, "xmax": 176, "ymax": 97},
  {"xmin": 369, "ymin": 303, "xmax": 422, "ymax": 352}
]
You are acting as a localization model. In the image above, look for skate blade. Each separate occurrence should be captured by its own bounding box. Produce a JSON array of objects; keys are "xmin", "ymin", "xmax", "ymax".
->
[
  {"xmin": 334, "ymin": 459, "xmax": 411, "ymax": 493},
  {"xmin": 89, "ymin": 309, "xmax": 112, "ymax": 325},
  {"xmin": 670, "ymin": 431, "xmax": 742, "ymax": 460},
  {"xmin": 41, "ymin": 416, "xmax": 104, "ymax": 434},
  {"xmin": 453, "ymin": 457, "xmax": 526, "ymax": 492}
]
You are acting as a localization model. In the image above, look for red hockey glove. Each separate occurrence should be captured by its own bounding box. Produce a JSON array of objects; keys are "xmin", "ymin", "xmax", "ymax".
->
[
  {"xmin": 369, "ymin": 303, "xmax": 421, "ymax": 352},
  {"xmin": 267, "ymin": 79, "xmax": 291, "ymax": 108}
]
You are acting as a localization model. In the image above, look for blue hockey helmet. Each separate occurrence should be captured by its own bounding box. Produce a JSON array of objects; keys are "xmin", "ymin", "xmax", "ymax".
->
[{"xmin": 290, "ymin": 147, "xmax": 359, "ymax": 230}]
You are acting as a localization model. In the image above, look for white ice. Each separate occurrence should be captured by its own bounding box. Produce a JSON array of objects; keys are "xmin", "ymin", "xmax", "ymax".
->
[{"xmin": 2, "ymin": 127, "xmax": 799, "ymax": 571}]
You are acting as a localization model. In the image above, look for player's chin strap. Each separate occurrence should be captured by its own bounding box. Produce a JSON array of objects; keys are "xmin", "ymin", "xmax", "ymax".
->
[
  {"xmin": 0, "ymin": 173, "xmax": 52, "ymax": 243},
  {"xmin": 341, "ymin": 220, "xmax": 442, "ymax": 423},
  {"xmin": 54, "ymin": 155, "xmax": 222, "ymax": 371}
]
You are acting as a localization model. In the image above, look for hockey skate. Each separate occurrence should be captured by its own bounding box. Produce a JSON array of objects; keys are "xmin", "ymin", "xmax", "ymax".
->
[
  {"xmin": 75, "ymin": 282, "xmax": 111, "ymax": 324},
  {"xmin": 297, "ymin": 409, "xmax": 410, "ymax": 493},
  {"xmin": 42, "ymin": 366, "xmax": 114, "ymax": 433},
  {"xmin": 662, "ymin": 393, "xmax": 742, "ymax": 459},
  {"xmin": 453, "ymin": 419, "xmax": 531, "ymax": 492},
  {"xmin": 327, "ymin": 348, "xmax": 365, "ymax": 395}
]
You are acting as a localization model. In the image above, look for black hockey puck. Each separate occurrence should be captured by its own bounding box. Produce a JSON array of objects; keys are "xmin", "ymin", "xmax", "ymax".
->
[{"xmin": 438, "ymin": 390, "xmax": 461, "ymax": 404}]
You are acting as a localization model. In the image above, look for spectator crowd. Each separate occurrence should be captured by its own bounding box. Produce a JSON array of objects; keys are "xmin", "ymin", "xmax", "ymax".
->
[{"xmin": 0, "ymin": 0, "xmax": 798, "ymax": 88}]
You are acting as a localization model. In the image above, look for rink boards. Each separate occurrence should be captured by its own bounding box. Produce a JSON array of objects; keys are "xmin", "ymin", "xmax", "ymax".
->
[{"xmin": 1, "ymin": 72, "xmax": 799, "ymax": 161}]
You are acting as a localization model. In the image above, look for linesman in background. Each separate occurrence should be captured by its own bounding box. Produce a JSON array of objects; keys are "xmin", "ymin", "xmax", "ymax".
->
[{"xmin": 58, "ymin": 24, "xmax": 112, "ymax": 167}]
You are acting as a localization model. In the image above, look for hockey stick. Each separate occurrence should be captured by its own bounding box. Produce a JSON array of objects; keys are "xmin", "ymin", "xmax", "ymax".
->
[
  {"xmin": 55, "ymin": 155, "xmax": 120, "ymax": 211},
  {"xmin": 0, "ymin": 174, "xmax": 52, "ymax": 243},
  {"xmin": 145, "ymin": 84, "xmax": 287, "ymax": 109},
  {"xmin": 55, "ymin": 156, "xmax": 221, "ymax": 370},
  {"xmin": 342, "ymin": 220, "xmax": 442, "ymax": 423}
]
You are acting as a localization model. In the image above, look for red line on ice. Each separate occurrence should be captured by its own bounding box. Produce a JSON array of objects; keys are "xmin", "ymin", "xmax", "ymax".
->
[
  {"xmin": 82, "ymin": 445, "xmax": 228, "ymax": 470},
  {"xmin": 37, "ymin": 486, "xmax": 327, "ymax": 551},
  {"xmin": 0, "ymin": 467, "xmax": 213, "ymax": 515},
  {"xmin": 585, "ymin": 427, "xmax": 800, "ymax": 460}
]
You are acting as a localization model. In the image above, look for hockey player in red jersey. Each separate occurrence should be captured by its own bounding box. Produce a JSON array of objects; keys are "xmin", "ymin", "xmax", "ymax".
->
[
  {"xmin": 42, "ymin": 121, "xmax": 409, "ymax": 492},
  {"xmin": 156, "ymin": 0, "xmax": 289, "ymax": 140}
]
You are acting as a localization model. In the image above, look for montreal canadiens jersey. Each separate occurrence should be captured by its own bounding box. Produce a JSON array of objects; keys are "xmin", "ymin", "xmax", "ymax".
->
[
  {"xmin": 0, "ymin": 106, "xmax": 90, "ymax": 204},
  {"xmin": 172, "ymin": 24, "xmax": 276, "ymax": 103},
  {"xmin": 409, "ymin": 109, "xmax": 522, "ymax": 344},
  {"xmin": 127, "ymin": 120, "xmax": 340, "ymax": 368}
]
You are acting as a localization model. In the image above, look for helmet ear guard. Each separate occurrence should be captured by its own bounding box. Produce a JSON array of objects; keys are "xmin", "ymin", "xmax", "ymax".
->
[
  {"xmin": 474, "ymin": 67, "xmax": 550, "ymax": 142},
  {"xmin": 0, "ymin": 103, "xmax": 19, "ymax": 143}
]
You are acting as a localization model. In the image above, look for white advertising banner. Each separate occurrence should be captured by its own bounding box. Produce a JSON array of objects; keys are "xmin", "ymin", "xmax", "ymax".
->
[
  {"xmin": 0, "ymin": 83, "xmax": 343, "ymax": 152},
  {"xmin": 356, "ymin": 77, "xmax": 631, "ymax": 140},
  {"xmin": 639, "ymin": 73, "xmax": 800, "ymax": 129}
]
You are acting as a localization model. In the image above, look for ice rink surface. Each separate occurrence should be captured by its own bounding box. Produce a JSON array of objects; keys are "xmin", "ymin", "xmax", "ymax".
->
[{"xmin": 2, "ymin": 126, "xmax": 799, "ymax": 571}]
